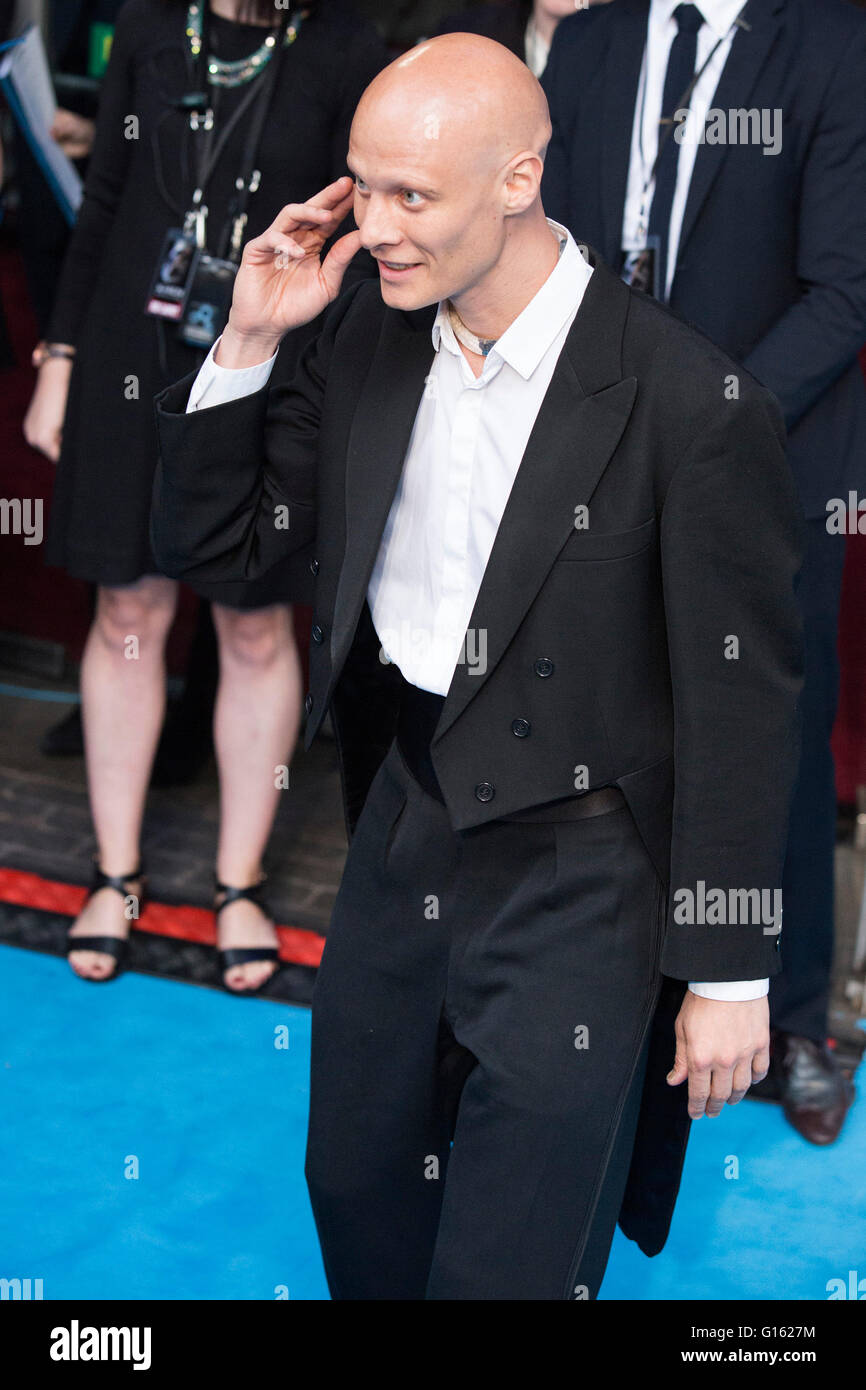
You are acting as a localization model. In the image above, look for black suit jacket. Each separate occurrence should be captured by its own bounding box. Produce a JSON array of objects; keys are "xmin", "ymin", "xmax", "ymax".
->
[
  {"xmin": 151, "ymin": 250, "xmax": 804, "ymax": 987},
  {"xmin": 540, "ymin": 0, "xmax": 866, "ymax": 521}
]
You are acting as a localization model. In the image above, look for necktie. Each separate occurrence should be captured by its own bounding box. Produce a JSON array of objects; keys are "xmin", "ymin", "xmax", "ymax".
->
[{"xmin": 648, "ymin": 3, "xmax": 705, "ymax": 299}]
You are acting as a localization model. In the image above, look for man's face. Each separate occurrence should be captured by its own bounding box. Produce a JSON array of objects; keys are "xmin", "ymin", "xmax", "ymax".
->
[{"xmin": 348, "ymin": 110, "xmax": 505, "ymax": 311}]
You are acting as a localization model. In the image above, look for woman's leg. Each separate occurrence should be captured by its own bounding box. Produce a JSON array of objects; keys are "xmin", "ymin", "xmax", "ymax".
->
[
  {"xmin": 68, "ymin": 575, "xmax": 179, "ymax": 978},
  {"xmin": 211, "ymin": 601, "xmax": 303, "ymax": 991}
]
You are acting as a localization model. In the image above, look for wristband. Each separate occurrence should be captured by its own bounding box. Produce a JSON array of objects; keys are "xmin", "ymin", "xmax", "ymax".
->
[{"xmin": 32, "ymin": 342, "xmax": 77, "ymax": 368}]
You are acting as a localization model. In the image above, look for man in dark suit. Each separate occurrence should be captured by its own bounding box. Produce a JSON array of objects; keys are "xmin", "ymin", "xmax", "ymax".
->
[
  {"xmin": 150, "ymin": 34, "xmax": 803, "ymax": 1298},
  {"xmin": 540, "ymin": 0, "xmax": 866, "ymax": 1145}
]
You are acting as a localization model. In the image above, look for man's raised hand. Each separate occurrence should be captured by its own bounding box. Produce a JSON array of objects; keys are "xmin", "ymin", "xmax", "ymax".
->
[{"xmin": 216, "ymin": 176, "xmax": 360, "ymax": 368}]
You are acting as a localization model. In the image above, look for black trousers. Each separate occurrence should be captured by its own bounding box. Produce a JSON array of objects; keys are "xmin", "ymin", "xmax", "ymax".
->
[
  {"xmin": 774, "ymin": 518, "xmax": 848, "ymax": 1042},
  {"xmin": 304, "ymin": 725, "xmax": 665, "ymax": 1300}
]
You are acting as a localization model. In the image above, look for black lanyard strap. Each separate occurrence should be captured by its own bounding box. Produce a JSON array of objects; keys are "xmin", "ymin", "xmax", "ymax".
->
[
  {"xmin": 637, "ymin": 3, "xmax": 750, "ymax": 214},
  {"xmin": 186, "ymin": 7, "xmax": 304, "ymax": 256}
]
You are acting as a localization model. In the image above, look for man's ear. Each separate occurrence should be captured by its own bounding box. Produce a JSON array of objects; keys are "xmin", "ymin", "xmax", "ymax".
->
[{"xmin": 503, "ymin": 151, "xmax": 544, "ymax": 216}]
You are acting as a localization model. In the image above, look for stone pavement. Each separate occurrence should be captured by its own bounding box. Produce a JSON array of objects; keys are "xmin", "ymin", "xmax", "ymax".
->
[
  {"xmin": 0, "ymin": 665, "xmax": 346, "ymax": 936},
  {"xmin": 1, "ymin": 662, "xmax": 864, "ymax": 1061}
]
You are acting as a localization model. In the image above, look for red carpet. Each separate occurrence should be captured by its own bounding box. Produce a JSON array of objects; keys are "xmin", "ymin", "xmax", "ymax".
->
[{"xmin": 0, "ymin": 865, "xmax": 325, "ymax": 967}]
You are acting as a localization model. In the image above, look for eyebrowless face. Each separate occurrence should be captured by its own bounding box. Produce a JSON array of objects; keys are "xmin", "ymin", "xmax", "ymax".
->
[{"xmin": 347, "ymin": 34, "xmax": 556, "ymax": 331}]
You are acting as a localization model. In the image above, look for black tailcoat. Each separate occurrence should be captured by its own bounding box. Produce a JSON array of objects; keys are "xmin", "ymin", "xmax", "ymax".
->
[{"xmin": 151, "ymin": 250, "xmax": 805, "ymax": 1254}]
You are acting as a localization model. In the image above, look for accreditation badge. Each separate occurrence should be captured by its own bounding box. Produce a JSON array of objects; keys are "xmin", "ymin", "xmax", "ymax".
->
[
  {"xmin": 619, "ymin": 237, "xmax": 661, "ymax": 299},
  {"xmin": 177, "ymin": 254, "xmax": 238, "ymax": 350},
  {"xmin": 144, "ymin": 229, "xmax": 199, "ymax": 321}
]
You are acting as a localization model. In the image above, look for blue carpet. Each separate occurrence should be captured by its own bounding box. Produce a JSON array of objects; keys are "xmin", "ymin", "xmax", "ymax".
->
[
  {"xmin": 1, "ymin": 944, "xmax": 863, "ymax": 1300},
  {"xmin": 600, "ymin": 1043, "xmax": 866, "ymax": 1301},
  {"xmin": 0, "ymin": 945, "xmax": 328, "ymax": 1300}
]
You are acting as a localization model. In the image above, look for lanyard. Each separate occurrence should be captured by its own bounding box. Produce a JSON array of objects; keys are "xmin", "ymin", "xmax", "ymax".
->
[
  {"xmin": 634, "ymin": 3, "xmax": 750, "ymax": 238},
  {"xmin": 183, "ymin": 6, "xmax": 305, "ymax": 260}
]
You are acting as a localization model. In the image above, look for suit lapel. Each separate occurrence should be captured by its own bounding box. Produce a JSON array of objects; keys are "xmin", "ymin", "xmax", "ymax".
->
[
  {"xmin": 331, "ymin": 256, "xmax": 636, "ymax": 745},
  {"xmin": 432, "ymin": 258, "xmax": 637, "ymax": 745},
  {"xmin": 675, "ymin": 0, "xmax": 784, "ymax": 270},
  {"xmin": 330, "ymin": 304, "xmax": 436, "ymax": 671},
  {"xmin": 600, "ymin": 0, "xmax": 651, "ymax": 265}
]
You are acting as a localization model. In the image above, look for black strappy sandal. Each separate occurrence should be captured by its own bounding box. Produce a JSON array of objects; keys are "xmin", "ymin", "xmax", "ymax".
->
[
  {"xmin": 215, "ymin": 873, "xmax": 280, "ymax": 994},
  {"xmin": 66, "ymin": 857, "xmax": 147, "ymax": 983}
]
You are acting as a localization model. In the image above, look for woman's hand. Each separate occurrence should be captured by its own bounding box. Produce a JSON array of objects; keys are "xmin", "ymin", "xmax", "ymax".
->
[
  {"xmin": 217, "ymin": 175, "xmax": 360, "ymax": 368},
  {"xmin": 23, "ymin": 357, "xmax": 74, "ymax": 462},
  {"xmin": 50, "ymin": 109, "xmax": 96, "ymax": 160}
]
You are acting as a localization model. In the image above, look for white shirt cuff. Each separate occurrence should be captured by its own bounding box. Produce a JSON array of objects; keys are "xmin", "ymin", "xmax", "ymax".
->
[
  {"xmin": 185, "ymin": 333, "xmax": 278, "ymax": 413},
  {"xmin": 688, "ymin": 979, "xmax": 770, "ymax": 1001}
]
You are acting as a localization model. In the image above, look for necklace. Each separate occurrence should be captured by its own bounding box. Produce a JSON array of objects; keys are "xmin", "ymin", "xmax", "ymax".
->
[
  {"xmin": 186, "ymin": 3, "xmax": 303, "ymax": 87},
  {"xmin": 447, "ymin": 230, "xmax": 567, "ymax": 358},
  {"xmin": 447, "ymin": 303, "xmax": 497, "ymax": 358}
]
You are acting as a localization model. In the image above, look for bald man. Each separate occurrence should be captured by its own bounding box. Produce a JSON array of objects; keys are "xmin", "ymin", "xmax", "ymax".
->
[{"xmin": 151, "ymin": 35, "xmax": 804, "ymax": 1299}]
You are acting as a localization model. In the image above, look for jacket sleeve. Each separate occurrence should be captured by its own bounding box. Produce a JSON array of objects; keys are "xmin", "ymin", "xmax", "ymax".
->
[
  {"xmin": 43, "ymin": 0, "xmax": 141, "ymax": 346},
  {"xmin": 149, "ymin": 278, "xmax": 367, "ymax": 586},
  {"xmin": 658, "ymin": 386, "xmax": 806, "ymax": 981},
  {"xmin": 742, "ymin": 24, "xmax": 866, "ymax": 430}
]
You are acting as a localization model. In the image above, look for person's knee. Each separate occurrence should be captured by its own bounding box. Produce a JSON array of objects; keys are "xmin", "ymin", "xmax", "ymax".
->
[
  {"xmin": 94, "ymin": 579, "xmax": 177, "ymax": 654},
  {"xmin": 215, "ymin": 605, "xmax": 294, "ymax": 670}
]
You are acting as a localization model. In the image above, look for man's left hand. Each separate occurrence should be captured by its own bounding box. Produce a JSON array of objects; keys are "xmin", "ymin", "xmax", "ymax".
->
[{"xmin": 667, "ymin": 993, "xmax": 770, "ymax": 1118}]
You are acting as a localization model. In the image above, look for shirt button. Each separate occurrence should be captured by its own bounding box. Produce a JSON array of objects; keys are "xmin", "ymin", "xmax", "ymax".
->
[
  {"xmin": 474, "ymin": 782, "xmax": 495, "ymax": 803},
  {"xmin": 534, "ymin": 657, "xmax": 554, "ymax": 678},
  {"xmin": 311, "ymin": 624, "xmax": 323, "ymax": 644},
  {"xmin": 511, "ymin": 718, "xmax": 531, "ymax": 738},
  {"xmin": 304, "ymin": 693, "xmax": 314, "ymax": 714},
  {"xmin": 309, "ymin": 557, "xmax": 319, "ymax": 575}
]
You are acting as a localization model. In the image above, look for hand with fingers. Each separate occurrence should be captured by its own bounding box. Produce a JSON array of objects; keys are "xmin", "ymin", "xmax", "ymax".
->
[
  {"xmin": 667, "ymin": 992, "xmax": 771, "ymax": 1120},
  {"xmin": 216, "ymin": 174, "xmax": 360, "ymax": 370}
]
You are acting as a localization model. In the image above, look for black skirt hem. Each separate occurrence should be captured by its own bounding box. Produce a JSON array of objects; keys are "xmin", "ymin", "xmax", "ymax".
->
[{"xmin": 43, "ymin": 547, "xmax": 315, "ymax": 611}]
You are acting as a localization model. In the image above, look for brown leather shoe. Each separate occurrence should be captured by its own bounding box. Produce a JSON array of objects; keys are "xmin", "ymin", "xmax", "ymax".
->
[{"xmin": 774, "ymin": 1032, "xmax": 855, "ymax": 1145}]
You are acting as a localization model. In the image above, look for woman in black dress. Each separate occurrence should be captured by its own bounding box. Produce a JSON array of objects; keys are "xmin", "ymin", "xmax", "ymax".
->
[{"xmin": 23, "ymin": 0, "xmax": 385, "ymax": 989}]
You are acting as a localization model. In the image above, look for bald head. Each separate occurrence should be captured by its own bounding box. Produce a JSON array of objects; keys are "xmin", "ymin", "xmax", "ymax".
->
[
  {"xmin": 355, "ymin": 34, "xmax": 551, "ymax": 180},
  {"xmin": 347, "ymin": 34, "xmax": 558, "ymax": 319}
]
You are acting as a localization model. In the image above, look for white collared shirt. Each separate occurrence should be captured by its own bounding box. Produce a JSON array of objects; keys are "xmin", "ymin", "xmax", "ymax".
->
[
  {"xmin": 189, "ymin": 218, "xmax": 591, "ymax": 693},
  {"xmin": 182, "ymin": 219, "xmax": 768, "ymax": 1003},
  {"xmin": 524, "ymin": 14, "xmax": 551, "ymax": 78},
  {"xmin": 622, "ymin": 0, "xmax": 747, "ymax": 299},
  {"xmin": 367, "ymin": 217, "xmax": 588, "ymax": 693}
]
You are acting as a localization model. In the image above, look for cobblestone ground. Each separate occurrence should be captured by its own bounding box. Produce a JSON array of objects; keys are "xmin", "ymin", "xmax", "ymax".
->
[
  {"xmin": 1, "ymin": 665, "xmax": 864, "ymax": 1058},
  {"xmin": 0, "ymin": 668, "xmax": 346, "ymax": 936}
]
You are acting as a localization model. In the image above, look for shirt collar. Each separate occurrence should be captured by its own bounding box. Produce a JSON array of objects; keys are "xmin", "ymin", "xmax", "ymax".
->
[
  {"xmin": 651, "ymin": 0, "xmax": 746, "ymax": 42},
  {"xmin": 431, "ymin": 218, "xmax": 593, "ymax": 382}
]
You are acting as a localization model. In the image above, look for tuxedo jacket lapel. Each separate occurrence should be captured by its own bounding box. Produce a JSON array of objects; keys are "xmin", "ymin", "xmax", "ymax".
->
[
  {"xmin": 433, "ymin": 259, "xmax": 637, "ymax": 744},
  {"xmin": 331, "ymin": 256, "xmax": 637, "ymax": 741},
  {"xmin": 675, "ymin": 0, "xmax": 784, "ymax": 270},
  {"xmin": 330, "ymin": 303, "xmax": 436, "ymax": 671}
]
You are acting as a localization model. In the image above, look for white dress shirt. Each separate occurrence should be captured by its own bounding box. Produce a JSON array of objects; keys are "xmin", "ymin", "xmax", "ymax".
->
[
  {"xmin": 183, "ymin": 216, "xmax": 768, "ymax": 1002},
  {"xmin": 524, "ymin": 14, "xmax": 552, "ymax": 78},
  {"xmin": 621, "ymin": 0, "xmax": 747, "ymax": 299},
  {"xmin": 368, "ymin": 218, "xmax": 588, "ymax": 694}
]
